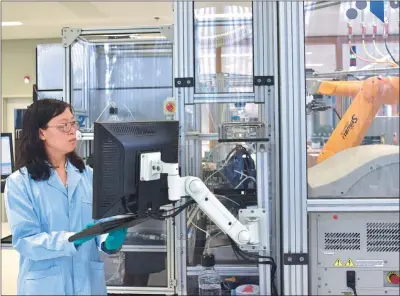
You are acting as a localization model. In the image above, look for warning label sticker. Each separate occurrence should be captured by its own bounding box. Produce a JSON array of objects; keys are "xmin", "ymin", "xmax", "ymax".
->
[
  {"xmin": 345, "ymin": 258, "xmax": 355, "ymax": 267},
  {"xmin": 333, "ymin": 258, "xmax": 356, "ymax": 267},
  {"xmin": 334, "ymin": 258, "xmax": 343, "ymax": 267}
]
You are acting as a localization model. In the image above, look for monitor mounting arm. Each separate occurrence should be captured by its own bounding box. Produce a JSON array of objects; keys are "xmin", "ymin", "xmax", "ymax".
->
[{"xmin": 140, "ymin": 152, "xmax": 265, "ymax": 248}]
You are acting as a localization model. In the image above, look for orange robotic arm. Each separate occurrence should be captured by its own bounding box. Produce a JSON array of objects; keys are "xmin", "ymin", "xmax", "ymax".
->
[
  {"xmin": 309, "ymin": 76, "xmax": 399, "ymax": 164},
  {"xmin": 314, "ymin": 80, "xmax": 362, "ymax": 97}
]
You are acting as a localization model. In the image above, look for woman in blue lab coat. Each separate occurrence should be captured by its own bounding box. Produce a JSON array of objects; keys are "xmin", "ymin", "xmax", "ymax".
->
[{"xmin": 4, "ymin": 98, "xmax": 127, "ymax": 295}]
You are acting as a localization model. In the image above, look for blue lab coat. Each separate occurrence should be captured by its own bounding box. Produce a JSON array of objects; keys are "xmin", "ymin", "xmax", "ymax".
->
[{"xmin": 4, "ymin": 160, "xmax": 108, "ymax": 295}]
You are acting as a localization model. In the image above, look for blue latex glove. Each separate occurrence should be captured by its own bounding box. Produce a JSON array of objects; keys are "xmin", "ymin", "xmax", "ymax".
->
[
  {"xmin": 104, "ymin": 228, "xmax": 128, "ymax": 251},
  {"xmin": 73, "ymin": 222, "xmax": 96, "ymax": 247}
]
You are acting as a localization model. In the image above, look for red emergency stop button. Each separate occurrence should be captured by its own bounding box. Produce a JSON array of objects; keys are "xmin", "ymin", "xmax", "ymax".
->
[
  {"xmin": 387, "ymin": 272, "xmax": 400, "ymax": 285},
  {"xmin": 165, "ymin": 103, "xmax": 175, "ymax": 112}
]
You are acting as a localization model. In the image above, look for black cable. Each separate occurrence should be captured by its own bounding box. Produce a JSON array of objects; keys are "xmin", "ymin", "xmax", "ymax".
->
[
  {"xmin": 346, "ymin": 271, "xmax": 357, "ymax": 296},
  {"xmin": 228, "ymin": 238, "xmax": 278, "ymax": 296},
  {"xmin": 384, "ymin": 39, "xmax": 399, "ymax": 65},
  {"xmin": 332, "ymin": 108, "xmax": 342, "ymax": 120},
  {"xmin": 351, "ymin": 287, "xmax": 358, "ymax": 296},
  {"xmin": 147, "ymin": 199, "xmax": 196, "ymax": 219}
]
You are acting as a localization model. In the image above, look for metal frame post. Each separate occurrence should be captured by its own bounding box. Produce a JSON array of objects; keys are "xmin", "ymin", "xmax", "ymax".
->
[
  {"xmin": 173, "ymin": 1, "xmax": 194, "ymax": 294},
  {"xmin": 253, "ymin": 1, "xmax": 280, "ymax": 295},
  {"xmin": 63, "ymin": 46, "xmax": 71, "ymax": 105},
  {"xmin": 61, "ymin": 27, "xmax": 80, "ymax": 104},
  {"xmin": 278, "ymin": 2, "xmax": 308, "ymax": 295}
]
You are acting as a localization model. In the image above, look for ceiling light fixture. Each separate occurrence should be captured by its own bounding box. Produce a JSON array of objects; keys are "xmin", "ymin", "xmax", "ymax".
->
[
  {"xmin": 306, "ymin": 63, "xmax": 324, "ymax": 67},
  {"xmin": 1, "ymin": 21, "xmax": 23, "ymax": 27},
  {"xmin": 195, "ymin": 13, "xmax": 253, "ymax": 20},
  {"xmin": 129, "ymin": 34, "xmax": 166, "ymax": 40}
]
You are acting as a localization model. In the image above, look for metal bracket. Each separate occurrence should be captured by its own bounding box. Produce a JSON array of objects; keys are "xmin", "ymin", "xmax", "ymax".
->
[
  {"xmin": 160, "ymin": 25, "xmax": 174, "ymax": 43},
  {"xmin": 174, "ymin": 77, "xmax": 194, "ymax": 88},
  {"xmin": 169, "ymin": 279, "xmax": 177, "ymax": 287},
  {"xmin": 62, "ymin": 27, "xmax": 82, "ymax": 47},
  {"xmin": 254, "ymin": 76, "xmax": 274, "ymax": 86},
  {"xmin": 283, "ymin": 253, "xmax": 309, "ymax": 265},
  {"xmin": 238, "ymin": 208, "xmax": 268, "ymax": 252},
  {"xmin": 306, "ymin": 79, "xmax": 322, "ymax": 95}
]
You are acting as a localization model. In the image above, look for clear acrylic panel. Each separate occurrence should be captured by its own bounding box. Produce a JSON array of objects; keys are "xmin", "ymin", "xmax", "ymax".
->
[
  {"xmin": 305, "ymin": 1, "xmax": 399, "ymax": 198},
  {"xmin": 186, "ymin": 138, "xmax": 257, "ymax": 268},
  {"xmin": 69, "ymin": 33, "xmax": 173, "ymax": 132},
  {"xmin": 102, "ymin": 251, "xmax": 167, "ymax": 287},
  {"xmin": 36, "ymin": 43, "xmax": 64, "ymax": 90},
  {"xmin": 186, "ymin": 207, "xmax": 256, "ymax": 267},
  {"xmin": 101, "ymin": 219, "xmax": 168, "ymax": 288},
  {"xmin": 200, "ymin": 103, "xmax": 260, "ymax": 134},
  {"xmin": 194, "ymin": 2, "xmax": 254, "ymax": 95},
  {"xmin": 185, "ymin": 105, "xmax": 197, "ymax": 132},
  {"xmin": 71, "ymin": 40, "xmax": 86, "ymax": 112},
  {"xmin": 36, "ymin": 90, "xmax": 64, "ymax": 101},
  {"xmin": 200, "ymin": 139, "xmax": 257, "ymax": 191},
  {"xmin": 187, "ymin": 274, "xmax": 259, "ymax": 295}
]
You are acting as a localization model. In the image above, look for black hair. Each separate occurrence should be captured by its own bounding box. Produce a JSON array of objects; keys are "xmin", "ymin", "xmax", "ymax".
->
[{"xmin": 17, "ymin": 98, "xmax": 85, "ymax": 180}]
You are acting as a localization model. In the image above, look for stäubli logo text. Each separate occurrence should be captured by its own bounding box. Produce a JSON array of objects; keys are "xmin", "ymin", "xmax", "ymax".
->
[{"xmin": 341, "ymin": 114, "xmax": 358, "ymax": 139}]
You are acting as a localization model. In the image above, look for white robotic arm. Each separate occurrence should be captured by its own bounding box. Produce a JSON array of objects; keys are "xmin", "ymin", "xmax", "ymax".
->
[{"xmin": 140, "ymin": 152, "xmax": 262, "ymax": 247}]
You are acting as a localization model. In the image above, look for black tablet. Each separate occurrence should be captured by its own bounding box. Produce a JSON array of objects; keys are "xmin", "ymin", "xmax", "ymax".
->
[{"xmin": 68, "ymin": 215, "xmax": 149, "ymax": 242}]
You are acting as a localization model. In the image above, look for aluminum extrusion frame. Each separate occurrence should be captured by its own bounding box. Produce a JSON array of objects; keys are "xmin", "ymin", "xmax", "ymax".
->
[
  {"xmin": 278, "ymin": 2, "xmax": 308, "ymax": 296},
  {"xmin": 174, "ymin": 1, "xmax": 277, "ymax": 295}
]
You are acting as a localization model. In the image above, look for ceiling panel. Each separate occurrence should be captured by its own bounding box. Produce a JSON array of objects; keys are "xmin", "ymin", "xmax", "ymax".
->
[
  {"xmin": 1, "ymin": 2, "xmax": 174, "ymax": 40},
  {"xmin": 1, "ymin": 1, "xmax": 399, "ymax": 40}
]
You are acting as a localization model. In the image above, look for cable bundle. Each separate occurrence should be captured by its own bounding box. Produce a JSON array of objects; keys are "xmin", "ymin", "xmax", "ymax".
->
[
  {"xmin": 228, "ymin": 237, "xmax": 278, "ymax": 296},
  {"xmin": 146, "ymin": 198, "xmax": 196, "ymax": 220}
]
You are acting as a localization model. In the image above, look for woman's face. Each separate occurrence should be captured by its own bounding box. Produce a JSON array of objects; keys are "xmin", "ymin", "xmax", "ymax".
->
[{"xmin": 39, "ymin": 108, "xmax": 78, "ymax": 155}]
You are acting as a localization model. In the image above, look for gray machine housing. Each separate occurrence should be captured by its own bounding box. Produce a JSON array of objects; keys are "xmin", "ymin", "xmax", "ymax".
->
[
  {"xmin": 309, "ymin": 212, "xmax": 399, "ymax": 295},
  {"xmin": 308, "ymin": 145, "xmax": 399, "ymax": 198},
  {"xmin": 308, "ymin": 145, "xmax": 400, "ymax": 295}
]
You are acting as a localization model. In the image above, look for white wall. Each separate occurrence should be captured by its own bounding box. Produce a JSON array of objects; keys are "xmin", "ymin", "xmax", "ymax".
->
[
  {"xmin": 1, "ymin": 38, "xmax": 59, "ymax": 98},
  {"xmin": 1, "ymin": 38, "xmax": 60, "ymax": 133}
]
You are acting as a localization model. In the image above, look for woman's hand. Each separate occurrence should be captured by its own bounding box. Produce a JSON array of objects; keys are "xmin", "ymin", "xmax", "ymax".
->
[
  {"xmin": 104, "ymin": 228, "xmax": 128, "ymax": 251},
  {"xmin": 73, "ymin": 222, "xmax": 96, "ymax": 247}
]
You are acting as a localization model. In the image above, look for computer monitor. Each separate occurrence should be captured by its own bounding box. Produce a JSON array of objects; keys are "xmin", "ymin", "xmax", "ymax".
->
[
  {"xmin": 92, "ymin": 120, "xmax": 179, "ymax": 219},
  {"xmin": 1, "ymin": 133, "xmax": 14, "ymax": 179}
]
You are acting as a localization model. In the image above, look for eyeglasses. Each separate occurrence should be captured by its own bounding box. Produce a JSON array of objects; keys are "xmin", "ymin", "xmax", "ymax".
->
[{"xmin": 47, "ymin": 121, "xmax": 80, "ymax": 133}]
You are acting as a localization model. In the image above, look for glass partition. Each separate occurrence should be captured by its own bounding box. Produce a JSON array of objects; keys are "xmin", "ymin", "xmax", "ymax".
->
[
  {"xmin": 36, "ymin": 43, "xmax": 64, "ymax": 91},
  {"xmin": 36, "ymin": 43, "xmax": 64, "ymax": 101},
  {"xmin": 182, "ymin": 4, "xmax": 272, "ymax": 288},
  {"xmin": 193, "ymin": 2, "xmax": 254, "ymax": 96},
  {"xmin": 102, "ymin": 252, "xmax": 167, "ymax": 287},
  {"xmin": 69, "ymin": 33, "xmax": 173, "ymax": 132},
  {"xmin": 66, "ymin": 28, "xmax": 176, "ymax": 294},
  {"xmin": 71, "ymin": 40, "xmax": 86, "ymax": 112},
  {"xmin": 186, "ymin": 98, "xmax": 259, "ymax": 266},
  {"xmin": 101, "ymin": 219, "xmax": 168, "ymax": 288},
  {"xmin": 305, "ymin": 2, "xmax": 399, "ymax": 198}
]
